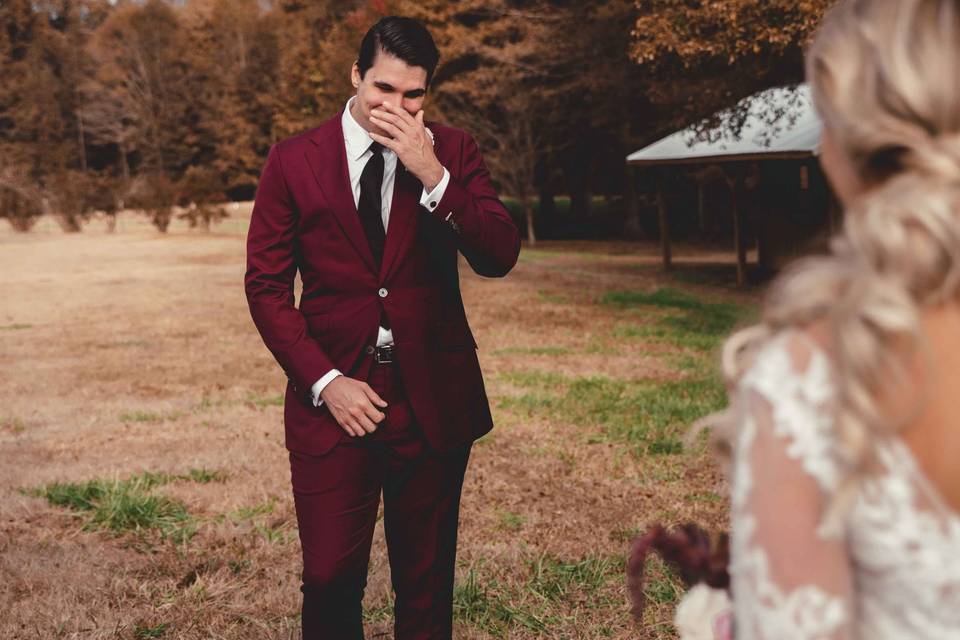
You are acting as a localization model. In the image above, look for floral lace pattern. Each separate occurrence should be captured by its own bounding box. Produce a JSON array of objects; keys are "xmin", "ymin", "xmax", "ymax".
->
[{"xmin": 730, "ymin": 331, "xmax": 960, "ymax": 639}]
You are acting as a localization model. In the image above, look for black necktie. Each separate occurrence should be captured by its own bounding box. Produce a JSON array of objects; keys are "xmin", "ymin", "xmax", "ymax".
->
[
  {"xmin": 357, "ymin": 141, "xmax": 391, "ymax": 331},
  {"xmin": 357, "ymin": 141, "xmax": 386, "ymax": 267}
]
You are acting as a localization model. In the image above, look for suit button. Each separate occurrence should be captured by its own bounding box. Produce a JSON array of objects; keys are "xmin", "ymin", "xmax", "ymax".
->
[
  {"xmin": 365, "ymin": 345, "xmax": 375, "ymax": 355},
  {"xmin": 429, "ymin": 201, "xmax": 437, "ymax": 208},
  {"xmin": 378, "ymin": 288, "xmax": 388, "ymax": 298}
]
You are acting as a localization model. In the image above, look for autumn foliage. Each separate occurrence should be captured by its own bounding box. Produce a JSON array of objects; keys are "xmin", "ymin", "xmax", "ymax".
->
[
  {"xmin": 632, "ymin": 1, "xmax": 834, "ymax": 67},
  {"xmin": 0, "ymin": 0, "xmax": 835, "ymax": 234}
]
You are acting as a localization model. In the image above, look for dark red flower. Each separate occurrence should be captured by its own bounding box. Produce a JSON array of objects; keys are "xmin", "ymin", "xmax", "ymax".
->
[{"xmin": 627, "ymin": 523, "xmax": 730, "ymax": 620}]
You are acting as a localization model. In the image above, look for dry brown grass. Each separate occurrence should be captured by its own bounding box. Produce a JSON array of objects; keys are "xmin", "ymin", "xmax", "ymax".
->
[{"xmin": 0, "ymin": 214, "xmax": 759, "ymax": 639}]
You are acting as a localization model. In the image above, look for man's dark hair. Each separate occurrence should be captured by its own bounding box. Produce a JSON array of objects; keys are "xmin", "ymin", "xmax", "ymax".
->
[{"xmin": 357, "ymin": 16, "xmax": 440, "ymax": 87}]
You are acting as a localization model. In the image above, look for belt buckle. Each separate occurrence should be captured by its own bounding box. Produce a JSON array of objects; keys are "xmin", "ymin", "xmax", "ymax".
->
[{"xmin": 375, "ymin": 345, "xmax": 394, "ymax": 364}]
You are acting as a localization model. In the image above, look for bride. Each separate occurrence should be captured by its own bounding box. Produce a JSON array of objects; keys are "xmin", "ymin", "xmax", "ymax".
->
[{"xmin": 705, "ymin": 0, "xmax": 960, "ymax": 637}]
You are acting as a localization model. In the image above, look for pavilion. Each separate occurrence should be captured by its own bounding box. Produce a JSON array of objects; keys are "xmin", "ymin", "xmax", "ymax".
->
[{"xmin": 627, "ymin": 84, "xmax": 835, "ymax": 285}]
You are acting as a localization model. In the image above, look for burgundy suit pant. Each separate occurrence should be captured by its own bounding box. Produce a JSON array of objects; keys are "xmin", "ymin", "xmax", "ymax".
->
[{"xmin": 289, "ymin": 362, "xmax": 471, "ymax": 640}]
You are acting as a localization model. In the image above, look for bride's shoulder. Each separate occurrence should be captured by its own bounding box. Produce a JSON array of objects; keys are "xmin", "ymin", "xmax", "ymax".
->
[
  {"xmin": 736, "ymin": 322, "xmax": 844, "ymax": 492},
  {"xmin": 741, "ymin": 322, "xmax": 836, "ymax": 397}
]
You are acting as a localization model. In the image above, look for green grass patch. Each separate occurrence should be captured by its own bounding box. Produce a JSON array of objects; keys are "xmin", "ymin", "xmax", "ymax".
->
[
  {"xmin": 223, "ymin": 497, "xmax": 286, "ymax": 544},
  {"xmin": 502, "ymin": 370, "xmax": 566, "ymax": 389},
  {"xmin": 228, "ymin": 558, "xmax": 251, "ymax": 574},
  {"xmin": 253, "ymin": 522, "xmax": 291, "ymax": 545},
  {"xmin": 453, "ymin": 568, "xmax": 551, "ymax": 635},
  {"xmin": 120, "ymin": 411, "xmax": 164, "ymax": 423},
  {"xmin": 611, "ymin": 525, "xmax": 644, "ymax": 543},
  {"xmin": 665, "ymin": 352, "xmax": 710, "ymax": 373},
  {"xmin": 492, "ymin": 346, "xmax": 571, "ymax": 357},
  {"xmin": 685, "ymin": 490, "xmax": 723, "ymax": 504},
  {"xmin": 603, "ymin": 288, "xmax": 705, "ymax": 311},
  {"xmin": 453, "ymin": 554, "xmax": 623, "ymax": 635},
  {"xmin": 498, "ymin": 394, "xmax": 557, "ymax": 417},
  {"xmin": 2, "ymin": 415, "xmax": 27, "ymax": 434},
  {"xmin": 516, "ymin": 246, "xmax": 611, "ymax": 264},
  {"xmin": 495, "ymin": 509, "xmax": 525, "ymax": 532},
  {"xmin": 246, "ymin": 393, "xmax": 284, "ymax": 408},
  {"xmin": 194, "ymin": 396, "xmax": 228, "ymax": 412},
  {"xmin": 612, "ymin": 324, "xmax": 718, "ymax": 352},
  {"xmin": 40, "ymin": 474, "xmax": 189, "ymax": 535},
  {"xmin": 120, "ymin": 410, "xmax": 183, "ymax": 424},
  {"xmin": 500, "ymin": 371, "xmax": 726, "ymax": 456},
  {"xmin": 517, "ymin": 249, "xmax": 560, "ymax": 264},
  {"xmin": 185, "ymin": 468, "xmax": 228, "ymax": 484},
  {"xmin": 642, "ymin": 556, "xmax": 684, "ymax": 606},
  {"xmin": 0, "ymin": 322, "xmax": 32, "ymax": 331},
  {"xmin": 363, "ymin": 594, "xmax": 395, "ymax": 623},
  {"xmin": 230, "ymin": 498, "xmax": 277, "ymax": 522},
  {"xmin": 134, "ymin": 622, "xmax": 169, "ymax": 638},
  {"xmin": 527, "ymin": 554, "xmax": 620, "ymax": 602},
  {"xmin": 603, "ymin": 286, "xmax": 751, "ymax": 353},
  {"xmin": 537, "ymin": 289, "xmax": 570, "ymax": 304},
  {"xmin": 37, "ymin": 468, "xmax": 226, "ymax": 538}
]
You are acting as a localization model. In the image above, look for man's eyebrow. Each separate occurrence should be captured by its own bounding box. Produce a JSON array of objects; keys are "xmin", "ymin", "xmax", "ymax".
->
[{"xmin": 373, "ymin": 81, "xmax": 426, "ymax": 98}]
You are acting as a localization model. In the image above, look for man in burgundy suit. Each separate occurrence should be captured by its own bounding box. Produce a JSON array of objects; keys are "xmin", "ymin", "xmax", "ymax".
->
[{"xmin": 245, "ymin": 16, "xmax": 520, "ymax": 640}]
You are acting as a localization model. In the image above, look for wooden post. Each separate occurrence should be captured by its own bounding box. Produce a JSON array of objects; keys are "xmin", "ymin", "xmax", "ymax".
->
[
  {"xmin": 732, "ymin": 189, "xmax": 746, "ymax": 286},
  {"xmin": 697, "ymin": 182, "xmax": 706, "ymax": 232},
  {"xmin": 522, "ymin": 195, "xmax": 537, "ymax": 246},
  {"xmin": 655, "ymin": 170, "xmax": 672, "ymax": 271},
  {"xmin": 623, "ymin": 165, "xmax": 643, "ymax": 239},
  {"xmin": 827, "ymin": 189, "xmax": 841, "ymax": 234},
  {"xmin": 725, "ymin": 167, "xmax": 747, "ymax": 286}
]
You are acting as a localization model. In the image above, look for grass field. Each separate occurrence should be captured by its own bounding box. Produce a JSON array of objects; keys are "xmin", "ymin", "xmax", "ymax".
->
[{"xmin": 0, "ymin": 214, "xmax": 759, "ymax": 639}]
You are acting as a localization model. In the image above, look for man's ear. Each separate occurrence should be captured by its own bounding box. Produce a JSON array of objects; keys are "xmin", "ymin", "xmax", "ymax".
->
[{"xmin": 351, "ymin": 62, "xmax": 361, "ymax": 89}]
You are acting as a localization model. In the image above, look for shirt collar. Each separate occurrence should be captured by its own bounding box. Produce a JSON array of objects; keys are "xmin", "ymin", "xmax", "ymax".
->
[{"xmin": 342, "ymin": 97, "xmax": 377, "ymax": 161}]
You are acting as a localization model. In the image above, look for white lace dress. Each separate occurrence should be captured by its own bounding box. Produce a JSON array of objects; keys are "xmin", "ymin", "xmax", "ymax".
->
[{"xmin": 730, "ymin": 331, "xmax": 960, "ymax": 639}]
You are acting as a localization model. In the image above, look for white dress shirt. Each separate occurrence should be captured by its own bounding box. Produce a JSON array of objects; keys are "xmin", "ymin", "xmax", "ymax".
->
[{"xmin": 311, "ymin": 98, "xmax": 451, "ymax": 406}]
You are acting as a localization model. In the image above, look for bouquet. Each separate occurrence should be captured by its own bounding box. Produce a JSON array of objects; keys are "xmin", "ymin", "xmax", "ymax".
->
[{"xmin": 627, "ymin": 524, "xmax": 733, "ymax": 640}]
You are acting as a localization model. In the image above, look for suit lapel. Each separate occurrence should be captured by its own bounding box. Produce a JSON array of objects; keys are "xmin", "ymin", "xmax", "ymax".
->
[
  {"xmin": 304, "ymin": 116, "xmax": 377, "ymax": 274},
  {"xmin": 380, "ymin": 131, "xmax": 443, "ymax": 280},
  {"xmin": 380, "ymin": 163, "xmax": 420, "ymax": 281}
]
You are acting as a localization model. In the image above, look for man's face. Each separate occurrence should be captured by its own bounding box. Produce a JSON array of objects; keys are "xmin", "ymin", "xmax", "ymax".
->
[{"xmin": 351, "ymin": 49, "xmax": 428, "ymax": 135}]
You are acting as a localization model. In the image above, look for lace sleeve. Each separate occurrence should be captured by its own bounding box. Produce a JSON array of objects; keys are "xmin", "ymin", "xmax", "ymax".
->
[{"xmin": 730, "ymin": 333, "xmax": 855, "ymax": 640}]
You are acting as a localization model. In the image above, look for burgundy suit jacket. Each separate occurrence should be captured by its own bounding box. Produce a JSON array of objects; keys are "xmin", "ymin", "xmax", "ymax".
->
[{"xmin": 245, "ymin": 112, "xmax": 520, "ymax": 455}]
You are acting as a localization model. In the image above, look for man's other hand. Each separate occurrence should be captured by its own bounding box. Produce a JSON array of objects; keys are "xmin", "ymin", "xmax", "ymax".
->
[
  {"xmin": 368, "ymin": 102, "xmax": 444, "ymax": 191},
  {"xmin": 320, "ymin": 376, "xmax": 388, "ymax": 437}
]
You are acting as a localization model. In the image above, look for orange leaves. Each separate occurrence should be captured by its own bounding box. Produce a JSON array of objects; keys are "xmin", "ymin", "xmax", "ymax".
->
[{"xmin": 631, "ymin": 0, "xmax": 836, "ymax": 69}]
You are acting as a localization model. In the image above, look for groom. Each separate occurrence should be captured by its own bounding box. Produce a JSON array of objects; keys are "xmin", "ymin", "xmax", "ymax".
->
[{"xmin": 245, "ymin": 15, "xmax": 520, "ymax": 640}]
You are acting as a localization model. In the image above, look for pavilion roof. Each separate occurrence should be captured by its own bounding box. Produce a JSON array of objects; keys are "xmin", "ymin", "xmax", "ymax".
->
[{"xmin": 627, "ymin": 84, "xmax": 821, "ymax": 166}]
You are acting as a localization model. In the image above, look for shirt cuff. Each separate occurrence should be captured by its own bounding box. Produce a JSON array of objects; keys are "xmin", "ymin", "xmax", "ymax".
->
[
  {"xmin": 419, "ymin": 167, "xmax": 450, "ymax": 212},
  {"xmin": 311, "ymin": 369, "xmax": 343, "ymax": 407}
]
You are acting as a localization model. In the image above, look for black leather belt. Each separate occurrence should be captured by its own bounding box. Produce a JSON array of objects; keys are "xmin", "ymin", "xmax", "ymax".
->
[{"xmin": 364, "ymin": 344, "xmax": 394, "ymax": 364}]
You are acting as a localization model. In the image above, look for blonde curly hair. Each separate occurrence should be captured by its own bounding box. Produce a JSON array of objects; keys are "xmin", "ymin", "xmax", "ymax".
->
[{"xmin": 705, "ymin": 0, "xmax": 960, "ymax": 516}]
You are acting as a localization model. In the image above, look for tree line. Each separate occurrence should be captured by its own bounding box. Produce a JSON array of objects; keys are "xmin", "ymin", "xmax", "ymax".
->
[{"xmin": 0, "ymin": 0, "xmax": 832, "ymax": 239}]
